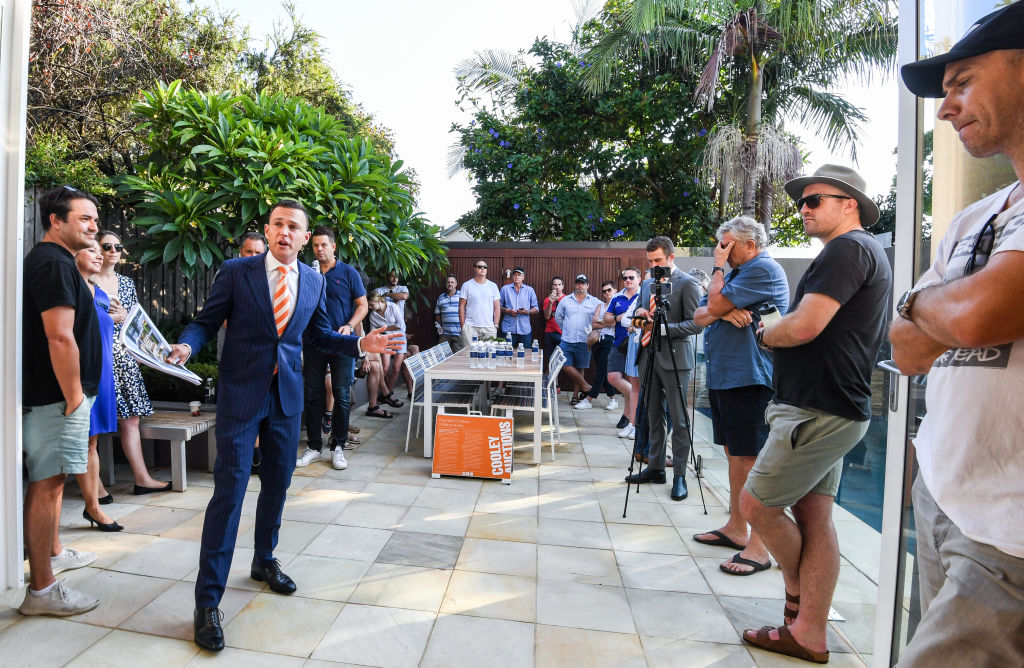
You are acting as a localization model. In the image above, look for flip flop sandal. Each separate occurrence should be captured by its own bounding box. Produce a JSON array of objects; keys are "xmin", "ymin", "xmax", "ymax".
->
[
  {"xmin": 742, "ymin": 625, "xmax": 829, "ymax": 664},
  {"xmin": 784, "ymin": 591, "xmax": 800, "ymax": 626},
  {"xmin": 346, "ymin": 436, "xmax": 362, "ymax": 445},
  {"xmin": 719, "ymin": 552, "xmax": 772, "ymax": 576},
  {"xmin": 692, "ymin": 530, "xmax": 747, "ymax": 551},
  {"xmin": 366, "ymin": 406, "xmax": 393, "ymax": 418}
]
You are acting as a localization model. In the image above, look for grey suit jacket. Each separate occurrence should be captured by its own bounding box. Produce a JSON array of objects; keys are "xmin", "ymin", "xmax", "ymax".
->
[{"xmin": 637, "ymin": 268, "xmax": 704, "ymax": 370}]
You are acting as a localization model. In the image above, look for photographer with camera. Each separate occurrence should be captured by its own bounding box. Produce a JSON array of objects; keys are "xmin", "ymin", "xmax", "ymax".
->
[
  {"xmin": 623, "ymin": 237, "xmax": 703, "ymax": 501},
  {"xmin": 692, "ymin": 216, "xmax": 789, "ymax": 576}
]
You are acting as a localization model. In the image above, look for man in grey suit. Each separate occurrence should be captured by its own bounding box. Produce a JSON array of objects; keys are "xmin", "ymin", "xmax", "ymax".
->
[{"xmin": 625, "ymin": 236, "xmax": 703, "ymax": 501}]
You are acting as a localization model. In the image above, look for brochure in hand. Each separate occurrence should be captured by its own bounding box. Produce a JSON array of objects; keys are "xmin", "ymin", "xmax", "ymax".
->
[{"xmin": 118, "ymin": 304, "xmax": 201, "ymax": 385}]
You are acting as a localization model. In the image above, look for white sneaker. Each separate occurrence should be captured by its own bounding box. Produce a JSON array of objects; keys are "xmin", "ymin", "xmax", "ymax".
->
[
  {"xmin": 618, "ymin": 423, "xmax": 635, "ymax": 439},
  {"xmin": 605, "ymin": 398, "xmax": 620, "ymax": 411},
  {"xmin": 19, "ymin": 580, "xmax": 99, "ymax": 616},
  {"xmin": 331, "ymin": 448, "xmax": 348, "ymax": 470},
  {"xmin": 296, "ymin": 448, "xmax": 321, "ymax": 467},
  {"xmin": 51, "ymin": 547, "xmax": 97, "ymax": 575},
  {"xmin": 574, "ymin": 398, "xmax": 593, "ymax": 410}
]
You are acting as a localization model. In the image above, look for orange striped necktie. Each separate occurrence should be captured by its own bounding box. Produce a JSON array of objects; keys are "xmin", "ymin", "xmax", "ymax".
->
[
  {"xmin": 641, "ymin": 291, "xmax": 656, "ymax": 348},
  {"xmin": 273, "ymin": 265, "xmax": 291, "ymax": 337}
]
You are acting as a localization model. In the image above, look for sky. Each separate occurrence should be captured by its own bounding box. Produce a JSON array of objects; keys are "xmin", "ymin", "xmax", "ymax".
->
[{"xmin": 198, "ymin": 0, "xmax": 899, "ymax": 231}]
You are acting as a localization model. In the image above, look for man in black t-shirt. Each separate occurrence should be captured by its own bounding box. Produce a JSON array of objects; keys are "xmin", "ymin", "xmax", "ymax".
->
[
  {"xmin": 737, "ymin": 165, "xmax": 892, "ymax": 663},
  {"xmin": 19, "ymin": 185, "xmax": 103, "ymax": 617}
]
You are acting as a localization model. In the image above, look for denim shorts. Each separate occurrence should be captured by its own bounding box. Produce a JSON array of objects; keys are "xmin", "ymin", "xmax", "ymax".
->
[
  {"xmin": 625, "ymin": 335, "xmax": 640, "ymax": 377},
  {"xmin": 23, "ymin": 396, "xmax": 96, "ymax": 481},
  {"xmin": 559, "ymin": 340, "xmax": 591, "ymax": 369}
]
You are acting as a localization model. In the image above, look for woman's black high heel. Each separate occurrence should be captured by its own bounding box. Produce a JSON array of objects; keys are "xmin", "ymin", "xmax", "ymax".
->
[
  {"xmin": 83, "ymin": 508, "xmax": 123, "ymax": 532},
  {"xmin": 98, "ymin": 494, "xmax": 113, "ymax": 505}
]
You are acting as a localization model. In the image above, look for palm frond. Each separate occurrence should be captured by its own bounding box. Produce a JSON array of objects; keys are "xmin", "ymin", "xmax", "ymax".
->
[
  {"xmin": 453, "ymin": 49, "xmax": 526, "ymax": 99},
  {"xmin": 445, "ymin": 140, "xmax": 467, "ymax": 179},
  {"xmin": 788, "ymin": 86, "xmax": 868, "ymax": 161}
]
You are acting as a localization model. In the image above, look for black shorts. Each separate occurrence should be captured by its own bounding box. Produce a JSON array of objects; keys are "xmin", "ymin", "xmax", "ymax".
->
[
  {"xmin": 708, "ymin": 385, "xmax": 774, "ymax": 457},
  {"xmin": 607, "ymin": 345, "xmax": 627, "ymax": 374}
]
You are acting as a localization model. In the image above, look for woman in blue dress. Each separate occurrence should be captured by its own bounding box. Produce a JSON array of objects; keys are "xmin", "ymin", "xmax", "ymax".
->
[{"xmin": 74, "ymin": 241, "xmax": 122, "ymax": 531}]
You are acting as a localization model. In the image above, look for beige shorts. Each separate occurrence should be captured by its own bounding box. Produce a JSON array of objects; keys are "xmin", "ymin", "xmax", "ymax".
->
[
  {"xmin": 744, "ymin": 401, "xmax": 868, "ymax": 508},
  {"xmin": 461, "ymin": 324, "xmax": 497, "ymax": 349}
]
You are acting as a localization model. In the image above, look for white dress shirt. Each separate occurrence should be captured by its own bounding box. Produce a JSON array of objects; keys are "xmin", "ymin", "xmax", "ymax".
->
[{"xmin": 265, "ymin": 252, "xmax": 298, "ymax": 329}]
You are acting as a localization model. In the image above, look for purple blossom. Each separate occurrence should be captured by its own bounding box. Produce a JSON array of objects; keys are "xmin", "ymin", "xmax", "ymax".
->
[
  {"xmin": 488, "ymin": 128, "xmax": 496, "ymax": 135},
  {"xmin": 683, "ymin": 192, "xmax": 689, "ymax": 197},
  {"xmin": 555, "ymin": 61, "xmax": 564, "ymax": 68},
  {"xmin": 693, "ymin": 177, "xmax": 699, "ymax": 183},
  {"xmin": 587, "ymin": 214, "xmax": 593, "ymax": 219},
  {"xmin": 614, "ymin": 229, "xmax": 624, "ymax": 237},
  {"xmin": 698, "ymin": 129, "xmax": 707, "ymax": 137},
  {"xmin": 599, "ymin": 217, "xmax": 604, "ymax": 222},
  {"xmin": 590, "ymin": 223, "xmax": 596, "ymax": 231},
  {"xmin": 507, "ymin": 163, "xmax": 513, "ymax": 168},
  {"xmin": 513, "ymin": 203, "xmax": 520, "ymax": 210},
  {"xmin": 552, "ymin": 197, "xmax": 557, "ymax": 202}
]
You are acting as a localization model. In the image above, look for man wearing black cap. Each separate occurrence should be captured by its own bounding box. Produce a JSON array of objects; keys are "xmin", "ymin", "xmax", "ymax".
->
[
  {"xmin": 499, "ymin": 266, "xmax": 539, "ymax": 349},
  {"xmin": 554, "ymin": 274, "xmax": 603, "ymax": 404},
  {"xmin": 892, "ymin": 3, "xmax": 1024, "ymax": 665},
  {"xmin": 738, "ymin": 165, "xmax": 891, "ymax": 663}
]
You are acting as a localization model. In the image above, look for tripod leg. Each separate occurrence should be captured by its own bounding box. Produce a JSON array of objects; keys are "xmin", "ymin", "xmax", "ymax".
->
[
  {"xmin": 665, "ymin": 328, "xmax": 707, "ymax": 513},
  {"xmin": 623, "ymin": 335, "xmax": 657, "ymax": 517}
]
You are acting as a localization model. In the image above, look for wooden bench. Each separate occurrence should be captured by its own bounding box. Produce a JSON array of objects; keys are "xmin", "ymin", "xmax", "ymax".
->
[{"xmin": 98, "ymin": 409, "xmax": 217, "ymax": 492}]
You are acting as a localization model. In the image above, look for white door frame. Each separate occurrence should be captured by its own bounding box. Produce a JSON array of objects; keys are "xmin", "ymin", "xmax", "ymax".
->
[
  {"xmin": 0, "ymin": 0, "xmax": 30, "ymax": 593},
  {"xmin": 872, "ymin": 1, "xmax": 923, "ymax": 664}
]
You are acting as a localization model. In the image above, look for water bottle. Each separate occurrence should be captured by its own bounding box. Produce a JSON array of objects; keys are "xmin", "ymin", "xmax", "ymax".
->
[
  {"xmin": 505, "ymin": 332, "xmax": 512, "ymax": 344},
  {"xmin": 516, "ymin": 343, "xmax": 525, "ymax": 368},
  {"xmin": 204, "ymin": 378, "xmax": 215, "ymax": 404},
  {"xmin": 502, "ymin": 342, "xmax": 511, "ymax": 366},
  {"xmin": 469, "ymin": 342, "xmax": 478, "ymax": 368},
  {"xmin": 531, "ymin": 339, "xmax": 539, "ymax": 362},
  {"xmin": 488, "ymin": 346, "xmax": 497, "ymax": 369}
]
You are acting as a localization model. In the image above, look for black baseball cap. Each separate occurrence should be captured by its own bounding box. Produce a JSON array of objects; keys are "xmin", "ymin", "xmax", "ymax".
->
[
  {"xmin": 902, "ymin": 1, "xmax": 1024, "ymax": 98},
  {"xmin": 575, "ymin": 274, "xmax": 589, "ymax": 283},
  {"xmin": 511, "ymin": 266, "xmax": 525, "ymax": 275}
]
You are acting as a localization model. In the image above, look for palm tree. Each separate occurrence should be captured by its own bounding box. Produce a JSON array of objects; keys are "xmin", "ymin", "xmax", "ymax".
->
[{"xmin": 583, "ymin": 0, "xmax": 897, "ymax": 232}]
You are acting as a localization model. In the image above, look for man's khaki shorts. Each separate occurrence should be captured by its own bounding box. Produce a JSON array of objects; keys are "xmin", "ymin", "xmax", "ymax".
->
[
  {"xmin": 744, "ymin": 401, "xmax": 868, "ymax": 508},
  {"xmin": 23, "ymin": 396, "xmax": 96, "ymax": 482}
]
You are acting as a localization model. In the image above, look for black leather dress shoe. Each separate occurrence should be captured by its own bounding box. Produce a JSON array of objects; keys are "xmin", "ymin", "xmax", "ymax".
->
[
  {"xmin": 671, "ymin": 474, "xmax": 688, "ymax": 501},
  {"xmin": 194, "ymin": 607, "xmax": 224, "ymax": 652},
  {"xmin": 624, "ymin": 468, "xmax": 666, "ymax": 484},
  {"xmin": 251, "ymin": 559, "xmax": 296, "ymax": 594}
]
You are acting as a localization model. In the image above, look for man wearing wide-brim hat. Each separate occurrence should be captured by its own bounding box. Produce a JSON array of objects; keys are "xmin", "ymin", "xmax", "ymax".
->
[
  {"xmin": 891, "ymin": 2, "xmax": 1024, "ymax": 665},
  {"xmin": 738, "ymin": 164, "xmax": 893, "ymax": 663}
]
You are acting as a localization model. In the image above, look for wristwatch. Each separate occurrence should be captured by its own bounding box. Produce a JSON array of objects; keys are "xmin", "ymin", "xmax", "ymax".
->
[
  {"xmin": 896, "ymin": 285, "xmax": 930, "ymax": 320},
  {"xmin": 712, "ymin": 266, "xmax": 724, "ymax": 274}
]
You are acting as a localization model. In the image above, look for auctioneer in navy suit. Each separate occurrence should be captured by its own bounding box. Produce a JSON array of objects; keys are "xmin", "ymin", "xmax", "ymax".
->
[{"xmin": 179, "ymin": 253, "xmax": 361, "ymax": 608}]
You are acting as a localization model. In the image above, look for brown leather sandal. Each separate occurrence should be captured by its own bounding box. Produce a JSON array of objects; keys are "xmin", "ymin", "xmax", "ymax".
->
[
  {"xmin": 379, "ymin": 392, "xmax": 404, "ymax": 408},
  {"xmin": 784, "ymin": 591, "xmax": 800, "ymax": 626},
  {"xmin": 366, "ymin": 405, "xmax": 393, "ymax": 418},
  {"xmin": 742, "ymin": 625, "xmax": 828, "ymax": 664}
]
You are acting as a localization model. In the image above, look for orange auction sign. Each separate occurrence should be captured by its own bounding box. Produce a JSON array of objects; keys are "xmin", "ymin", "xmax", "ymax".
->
[{"xmin": 432, "ymin": 414, "xmax": 514, "ymax": 483}]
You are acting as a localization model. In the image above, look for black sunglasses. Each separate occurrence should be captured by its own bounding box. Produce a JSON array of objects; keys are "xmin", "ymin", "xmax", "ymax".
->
[
  {"xmin": 54, "ymin": 184, "xmax": 79, "ymax": 203},
  {"xmin": 101, "ymin": 243, "xmax": 124, "ymax": 252},
  {"xmin": 621, "ymin": 274, "xmax": 638, "ymax": 281},
  {"xmin": 965, "ymin": 214, "xmax": 997, "ymax": 275},
  {"xmin": 602, "ymin": 287, "xmax": 615, "ymax": 292},
  {"xmin": 474, "ymin": 264, "xmax": 487, "ymax": 269},
  {"xmin": 795, "ymin": 193, "xmax": 851, "ymax": 210}
]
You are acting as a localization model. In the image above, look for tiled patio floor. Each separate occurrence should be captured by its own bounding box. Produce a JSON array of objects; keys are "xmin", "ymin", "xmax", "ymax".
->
[{"xmin": 0, "ymin": 396, "xmax": 876, "ymax": 667}]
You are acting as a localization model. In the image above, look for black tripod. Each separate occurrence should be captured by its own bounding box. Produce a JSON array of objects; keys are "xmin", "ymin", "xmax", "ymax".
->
[{"xmin": 622, "ymin": 284, "xmax": 707, "ymax": 518}]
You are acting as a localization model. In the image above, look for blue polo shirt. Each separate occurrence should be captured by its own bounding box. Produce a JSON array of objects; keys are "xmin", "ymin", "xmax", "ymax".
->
[
  {"xmin": 701, "ymin": 251, "xmax": 789, "ymax": 390},
  {"xmin": 499, "ymin": 283, "xmax": 539, "ymax": 335},
  {"xmin": 321, "ymin": 260, "xmax": 367, "ymax": 331},
  {"xmin": 607, "ymin": 291, "xmax": 639, "ymax": 346}
]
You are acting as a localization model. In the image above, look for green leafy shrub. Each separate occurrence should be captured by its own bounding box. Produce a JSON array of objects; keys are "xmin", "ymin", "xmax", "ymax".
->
[{"xmin": 114, "ymin": 81, "xmax": 447, "ymax": 280}]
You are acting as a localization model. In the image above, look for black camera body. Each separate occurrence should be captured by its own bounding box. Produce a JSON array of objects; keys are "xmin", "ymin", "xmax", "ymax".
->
[{"xmin": 650, "ymin": 265, "xmax": 672, "ymax": 281}]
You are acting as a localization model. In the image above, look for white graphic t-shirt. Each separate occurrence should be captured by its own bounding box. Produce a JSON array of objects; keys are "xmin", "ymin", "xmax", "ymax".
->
[{"xmin": 913, "ymin": 182, "xmax": 1024, "ymax": 557}]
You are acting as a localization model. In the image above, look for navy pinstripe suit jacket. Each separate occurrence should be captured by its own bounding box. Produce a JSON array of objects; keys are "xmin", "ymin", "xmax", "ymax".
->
[{"xmin": 179, "ymin": 253, "xmax": 360, "ymax": 419}]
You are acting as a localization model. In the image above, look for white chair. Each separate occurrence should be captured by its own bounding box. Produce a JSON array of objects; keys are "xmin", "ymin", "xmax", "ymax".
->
[
  {"xmin": 404, "ymin": 353, "xmax": 478, "ymax": 453},
  {"xmin": 489, "ymin": 352, "xmax": 565, "ymax": 461}
]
